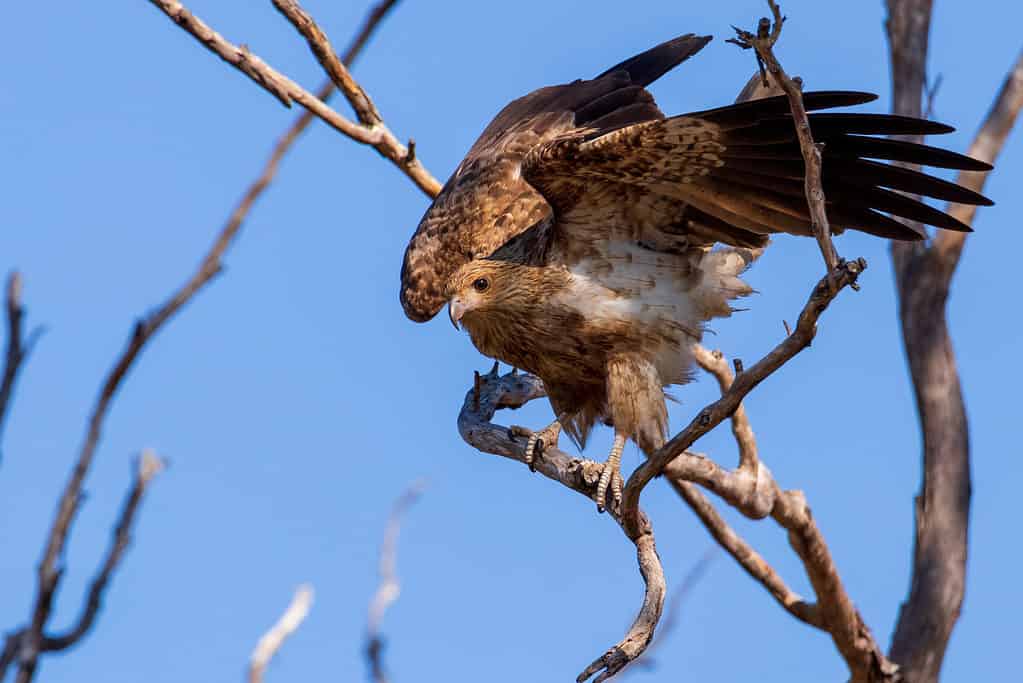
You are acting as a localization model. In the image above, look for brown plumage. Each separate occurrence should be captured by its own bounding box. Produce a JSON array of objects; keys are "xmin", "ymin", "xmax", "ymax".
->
[{"xmin": 401, "ymin": 33, "xmax": 993, "ymax": 508}]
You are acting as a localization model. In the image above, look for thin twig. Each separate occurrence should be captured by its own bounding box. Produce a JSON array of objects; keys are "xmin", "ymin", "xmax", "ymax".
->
[
  {"xmin": 147, "ymin": 0, "xmax": 441, "ymax": 197},
  {"xmin": 0, "ymin": 272, "xmax": 42, "ymax": 459},
  {"xmin": 365, "ymin": 481, "xmax": 427, "ymax": 683},
  {"xmin": 248, "ymin": 585, "xmax": 314, "ymax": 683},
  {"xmin": 728, "ymin": 0, "xmax": 839, "ymax": 274},
  {"xmin": 271, "ymin": 0, "xmax": 382, "ymax": 126}
]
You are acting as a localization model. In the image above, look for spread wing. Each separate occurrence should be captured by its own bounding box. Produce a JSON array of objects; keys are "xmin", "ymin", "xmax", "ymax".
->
[
  {"xmin": 399, "ymin": 34, "xmax": 713, "ymax": 322},
  {"xmin": 520, "ymin": 92, "xmax": 993, "ymax": 260}
]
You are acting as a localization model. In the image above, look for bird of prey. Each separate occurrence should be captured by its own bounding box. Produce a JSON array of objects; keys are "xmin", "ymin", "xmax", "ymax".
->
[{"xmin": 399, "ymin": 34, "xmax": 992, "ymax": 510}]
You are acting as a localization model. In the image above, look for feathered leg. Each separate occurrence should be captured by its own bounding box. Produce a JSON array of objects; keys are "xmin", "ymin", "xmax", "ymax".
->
[{"xmin": 603, "ymin": 354, "xmax": 669, "ymax": 514}]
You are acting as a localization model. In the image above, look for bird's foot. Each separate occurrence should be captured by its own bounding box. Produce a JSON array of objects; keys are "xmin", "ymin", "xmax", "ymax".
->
[
  {"xmin": 509, "ymin": 419, "xmax": 562, "ymax": 472},
  {"xmin": 595, "ymin": 433, "xmax": 627, "ymax": 514}
]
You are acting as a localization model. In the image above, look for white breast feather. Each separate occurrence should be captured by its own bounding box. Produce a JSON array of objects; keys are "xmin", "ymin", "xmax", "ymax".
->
[{"xmin": 555, "ymin": 241, "xmax": 758, "ymax": 385}]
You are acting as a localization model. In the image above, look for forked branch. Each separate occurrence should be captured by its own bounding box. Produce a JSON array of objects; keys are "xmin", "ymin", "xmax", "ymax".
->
[
  {"xmin": 1, "ymin": 452, "xmax": 164, "ymax": 683},
  {"xmin": 146, "ymin": 0, "xmax": 441, "ymax": 197}
]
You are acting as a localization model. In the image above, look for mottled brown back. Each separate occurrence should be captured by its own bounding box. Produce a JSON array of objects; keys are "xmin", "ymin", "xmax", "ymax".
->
[{"xmin": 399, "ymin": 34, "xmax": 714, "ymax": 322}]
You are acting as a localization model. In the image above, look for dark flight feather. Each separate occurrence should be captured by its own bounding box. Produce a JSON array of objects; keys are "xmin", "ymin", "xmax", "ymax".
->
[{"xmin": 401, "ymin": 34, "xmax": 993, "ymax": 323}]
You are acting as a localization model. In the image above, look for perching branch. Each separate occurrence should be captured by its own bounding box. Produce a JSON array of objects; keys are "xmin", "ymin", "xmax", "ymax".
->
[
  {"xmin": 365, "ymin": 481, "xmax": 427, "ymax": 683},
  {"xmin": 884, "ymin": 3, "xmax": 1022, "ymax": 679},
  {"xmin": 458, "ymin": 366, "xmax": 666, "ymax": 683},
  {"xmin": 248, "ymin": 585, "xmax": 314, "ymax": 683},
  {"xmin": 457, "ymin": 260, "xmax": 873, "ymax": 679},
  {"xmin": 728, "ymin": 0, "xmax": 840, "ymax": 274},
  {"xmin": 146, "ymin": 0, "xmax": 441, "ymax": 198},
  {"xmin": 0, "ymin": 272, "xmax": 42, "ymax": 458}
]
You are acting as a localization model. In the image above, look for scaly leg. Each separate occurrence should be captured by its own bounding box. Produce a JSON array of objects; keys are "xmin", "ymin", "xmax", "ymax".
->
[
  {"xmin": 596, "ymin": 432, "xmax": 627, "ymax": 514},
  {"xmin": 509, "ymin": 416, "xmax": 564, "ymax": 472}
]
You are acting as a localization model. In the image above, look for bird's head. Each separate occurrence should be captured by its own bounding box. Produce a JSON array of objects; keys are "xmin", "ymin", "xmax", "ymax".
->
[{"xmin": 445, "ymin": 260, "xmax": 548, "ymax": 331}]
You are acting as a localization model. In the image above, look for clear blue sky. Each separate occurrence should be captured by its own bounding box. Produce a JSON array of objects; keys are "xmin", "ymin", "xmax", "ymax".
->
[{"xmin": 2, "ymin": 1, "xmax": 1020, "ymax": 681}]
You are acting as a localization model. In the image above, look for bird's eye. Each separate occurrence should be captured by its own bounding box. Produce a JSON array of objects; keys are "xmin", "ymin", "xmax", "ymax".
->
[{"xmin": 472, "ymin": 277, "xmax": 490, "ymax": 293}]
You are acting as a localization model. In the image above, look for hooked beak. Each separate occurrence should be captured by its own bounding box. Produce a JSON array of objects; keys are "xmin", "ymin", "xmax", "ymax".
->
[{"xmin": 448, "ymin": 298, "xmax": 467, "ymax": 330}]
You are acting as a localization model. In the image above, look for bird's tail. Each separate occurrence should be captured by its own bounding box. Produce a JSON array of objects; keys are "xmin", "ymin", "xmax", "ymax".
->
[{"xmin": 690, "ymin": 246, "xmax": 763, "ymax": 320}]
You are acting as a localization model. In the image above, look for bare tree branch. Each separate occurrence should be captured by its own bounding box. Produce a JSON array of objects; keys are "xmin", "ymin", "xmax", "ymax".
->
[
  {"xmin": 365, "ymin": 481, "xmax": 427, "ymax": 683},
  {"xmin": 674, "ymin": 343, "xmax": 895, "ymax": 681},
  {"xmin": 0, "ymin": 272, "xmax": 42, "ymax": 459},
  {"xmin": 728, "ymin": 0, "xmax": 840, "ymax": 273},
  {"xmin": 247, "ymin": 585, "xmax": 314, "ymax": 683},
  {"xmin": 216, "ymin": 0, "xmax": 402, "ymax": 286},
  {"xmin": 5, "ymin": 4, "xmax": 407, "ymax": 680},
  {"xmin": 457, "ymin": 367, "xmax": 666, "ymax": 683},
  {"xmin": 1, "ymin": 452, "xmax": 164, "ymax": 682},
  {"xmin": 884, "ymin": 3, "xmax": 1022, "ymax": 679},
  {"xmin": 146, "ymin": 0, "xmax": 441, "ymax": 197}
]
